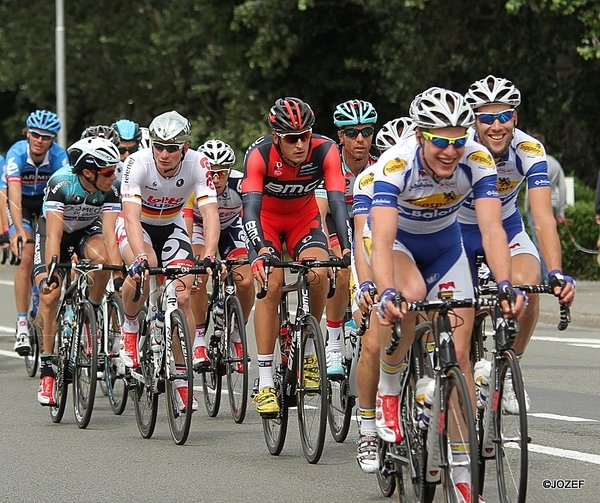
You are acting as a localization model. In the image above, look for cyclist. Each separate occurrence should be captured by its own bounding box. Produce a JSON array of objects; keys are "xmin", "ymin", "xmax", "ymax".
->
[
  {"xmin": 0, "ymin": 154, "xmax": 9, "ymax": 250},
  {"xmin": 6, "ymin": 110, "xmax": 68, "ymax": 356},
  {"xmin": 183, "ymin": 139, "xmax": 254, "ymax": 371},
  {"xmin": 33, "ymin": 137, "xmax": 122, "ymax": 405},
  {"xmin": 112, "ymin": 119, "xmax": 142, "ymax": 162},
  {"xmin": 316, "ymin": 99, "xmax": 378, "ymax": 380},
  {"xmin": 351, "ymin": 117, "xmax": 416, "ymax": 473},
  {"xmin": 242, "ymin": 96, "xmax": 351, "ymax": 416},
  {"xmin": 461, "ymin": 75, "xmax": 575, "ymax": 413},
  {"xmin": 371, "ymin": 87, "xmax": 524, "ymax": 501},
  {"xmin": 116, "ymin": 110, "xmax": 219, "ymax": 412},
  {"xmin": 375, "ymin": 117, "xmax": 417, "ymax": 155}
]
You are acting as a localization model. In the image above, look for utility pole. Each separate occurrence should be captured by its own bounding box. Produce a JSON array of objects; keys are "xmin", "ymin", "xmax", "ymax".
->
[{"xmin": 56, "ymin": 0, "xmax": 66, "ymax": 147}]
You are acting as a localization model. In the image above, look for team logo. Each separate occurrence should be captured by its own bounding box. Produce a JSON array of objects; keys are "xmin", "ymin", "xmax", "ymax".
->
[
  {"xmin": 407, "ymin": 192, "xmax": 460, "ymax": 209},
  {"xmin": 176, "ymin": 179, "xmax": 184, "ymax": 187},
  {"xmin": 517, "ymin": 141, "xmax": 543, "ymax": 156},
  {"xmin": 383, "ymin": 158, "xmax": 407, "ymax": 176},
  {"xmin": 467, "ymin": 151, "xmax": 494, "ymax": 167},
  {"xmin": 358, "ymin": 172, "xmax": 374, "ymax": 190}
]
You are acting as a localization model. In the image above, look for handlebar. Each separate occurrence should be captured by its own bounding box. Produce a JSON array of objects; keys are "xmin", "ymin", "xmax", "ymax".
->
[{"xmin": 132, "ymin": 261, "xmax": 209, "ymax": 302}]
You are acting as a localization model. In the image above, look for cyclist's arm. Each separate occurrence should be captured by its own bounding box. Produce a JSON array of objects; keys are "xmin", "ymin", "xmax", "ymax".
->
[
  {"xmin": 353, "ymin": 213, "xmax": 371, "ymax": 285},
  {"xmin": 7, "ymin": 178, "xmax": 25, "ymax": 252},
  {"xmin": 528, "ymin": 186, "xmax": 563, "ymax": 274},
  {"xmin": 101, "ymin": 210, "xmax": 122, "ymax": 269},
  {"xmin": 122, "ymin": 200, "xmax": 146, "ymax": 259},
  {"xmin": 198, "ymin": 201, "xmax": 219, "ymax": 258},
  {"xmin": 241, "ymin": 152, "xmax": 267, "ymax": 254},
  {"xmin": 316, "ymin": 194, "xmax": 330, "ymax": 241},
  {"xmin": 43, "ymin": 211, "xmax": 64, "ymax": 287},
  {"xmin": 322, "ymin": 147, "xmax": 351, "ymax": 253}
]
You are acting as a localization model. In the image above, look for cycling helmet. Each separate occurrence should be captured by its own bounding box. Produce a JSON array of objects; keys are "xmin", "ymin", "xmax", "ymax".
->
[
  {"xmin": 81, "ymin": 124, "xmax": 121, "ymax": 146},
  {"xmin": 26, "ymin": 110, "xmax": 61, "ymax": 134},
  {"xmin": 112, "ymin": 118, "xmax": 142, "ymax": 141},
  {"xmin": 138, "ymin": 127, "xmax": 152, "ymax": 149},
  {"xmin": 409, "ymin": 87, "xmax": 474, "ymax": 129},
  {"xmin": 333, "ymin": 99, "xmax": 378, "ymax": 128},
  {"xmin": 149, "ymin": 110, "xmax": 191, "ymax": 144},
  {"xmin": 198, "ymin": 139, "xmax": 236, "ymax": 167},
  {"xmin": 268, "ymin": 97, "xmax": 315, "ymax": 132},
  {"xmin": 465, "ymin": 75, "xmax": 522, "ymax": 109},
  {"xmin": 67, "ymin": 137, "xmax": 121, "ymax": 172},
  {"xmin": 375, "ymin": 118, "xmax": 416, "ymax": 152}
]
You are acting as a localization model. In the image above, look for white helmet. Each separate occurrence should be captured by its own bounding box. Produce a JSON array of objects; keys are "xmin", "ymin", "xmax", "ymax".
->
[
  {"xmin": 67, "ymin": 137, "xmax": 120, "ymax": 172},
  {"xmin": 465, "ymin": 75, "xmax": 521, "ymax": 109},
  {"xmin": 149, "ymin": 110, "xmax": 191, "ymax": 143},
  {"xmin": 138, "ymin": 127, "xmax": 152, "ymax": 149},
  {"xmin": 409, "ymin": 87, "xmax": 474, "ymax": 129},
  {"xmin": 375, "ymin": 118, "xmax": 416, "ymax": 152},
  {"xmin": 198, "ymin": 139, "xmax": 236, "ymax": 167}
]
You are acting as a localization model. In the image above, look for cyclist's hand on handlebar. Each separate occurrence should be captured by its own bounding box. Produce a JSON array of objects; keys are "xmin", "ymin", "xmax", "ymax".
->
[
  {"xmin": 127, "ymin": 253, "xmax": 148, "ymax": 281},
  {"xmin": 357, "ymin": 280, "xmax": 377, "ymax": 313},
  {"xmin": 548, "ymin": 269, "xmax": 576, "ymax": 307},
  {"xmin": 202, "ymin": 254, "xmax": 221, "ymax": 276},
  {"xmin": 497, "ymin": 280, "xmax": 527, "ymax": 318},
  {"xmin": 376, "ymin": 287, "xmax": 404, "ymax": 326},
  {"xmin": 341, "ymin": 249, "xmax": 352, "ymax": 268},
  {"xmin": 251, "ymin": 252, "xmax": 271, "ymax": 289}
]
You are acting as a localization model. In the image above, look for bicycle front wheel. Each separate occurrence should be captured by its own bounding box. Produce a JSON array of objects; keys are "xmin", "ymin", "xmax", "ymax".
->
[
  {"xmin": 200, "ymin": 304, "xmax": 223, "ymax": 417},
  {"xmin": 262, "ymin": 329, "xmax": 288, "ymax": 456},
  {"xmin": 104, "ymin": 293, "xmax": 128, "ymax": 415},
  {"xmin": 72, "ymin": 301, "xmax": 98, "ymax": 429},
  {"xmin": 495, "ymin": 350, "xmax": 528, "ymax": 503},
  {"xmin": 165, "ymin": 308, "xmax": 194, "ymax": 445},
  {"xmin": 50, "ymin": 310, "xmax": 70, "ymax": 423},
  {"xmin": 25, "ymin": 311, "xmax": 40, "ymax": 377},
  {"xmin": 297, "ymin": 314, "xmax": 328, "ymax": 464},
  {"xmin": 440, "ymin": 365, "xmax": 479, "ymax": 503},
  {"xmin": 225, "ymin": 295, "xmax": 248, "ymax": 424}
]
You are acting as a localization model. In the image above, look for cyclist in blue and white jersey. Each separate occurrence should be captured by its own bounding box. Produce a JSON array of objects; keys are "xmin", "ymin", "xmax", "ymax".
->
[
  {"xmin": 316, "ymin": 99, "xmax": 378, "ymax": 380},
  {"xmin": 370, "ymin": 88, "xmax": 525, "ymax": 501},
  {"xmin": 33, "ymin": 137, "xmax": 122, "ymax": 405},
  {"xmin": 0, "ymin": 154, "xmax": 9, "ymax": 247},
  {"xmin": 351, "ymin": 117, "xmax": 416, "ymax": 473},
  {"xmin": 6, "ymin": 110, "xmax": 68, "ymax": 356},
  {"xmin": 460, "ymin": 75, "xmax": 575, "ymax": 413}
]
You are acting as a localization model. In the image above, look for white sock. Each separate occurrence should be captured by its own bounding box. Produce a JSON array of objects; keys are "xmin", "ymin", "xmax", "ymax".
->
[{"xmin": 257, "ymin": 353, "xmax": 274, "ymax": 388}]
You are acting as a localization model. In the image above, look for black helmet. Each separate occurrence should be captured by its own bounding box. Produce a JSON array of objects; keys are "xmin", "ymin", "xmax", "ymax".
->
[{"xmin": 268, "ymin": 97, "xmax": 315, "ymax": 133}]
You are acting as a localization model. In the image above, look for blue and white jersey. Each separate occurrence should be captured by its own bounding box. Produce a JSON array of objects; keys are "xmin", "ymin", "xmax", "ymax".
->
[
  {"xmin": 5, "ymin": 140, "xmax": 69, "ymax": 196},
  {"xmin": 0, "ymin": 155, "xmax": 6, "ymax": 190},
  {"xmin": 371, "ymin": 137, "xmax": 498, "ymax": 234},
  {"xmin": 458, "ymin": 128, "xmax": 549, "ymax": 224},
  {"xmin": 43, "ymin": 166, "xmax": 121, "ymax": 233}
]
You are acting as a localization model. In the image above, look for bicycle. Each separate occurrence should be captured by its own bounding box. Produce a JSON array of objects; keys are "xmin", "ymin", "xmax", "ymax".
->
[
  {"xmin": 128, "ymin": 261, "xmax": 207, "ymax": 445},
  {"xmin": 379, "ymin": 294, "xmax": 480, "ymax": 503},
  {"xmin": 46, "ymin": 255, "xmax": 124, "ymax": 428},
  {"xmin": 253, "ymin": 255, "xmax": 346, "ymax": 464},
  {"xmin": 472, "ymin": 282, "xmax": 570, "ymax": 503},
  {"xmin": 199, "ymin": 257, "xmax": 250, "ymax": 424}
]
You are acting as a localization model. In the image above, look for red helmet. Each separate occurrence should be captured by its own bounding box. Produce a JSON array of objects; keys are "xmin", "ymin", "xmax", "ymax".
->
[{"xmin": 268, "ymin": 97, "xmax": 315, "ymax": 133}]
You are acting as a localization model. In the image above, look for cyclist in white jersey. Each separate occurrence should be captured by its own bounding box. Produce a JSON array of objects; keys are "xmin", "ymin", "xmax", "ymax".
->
[
  {"xmin": 116, "ymin": 111, "xmax": 219, "ymax": 412},
  {"xmin": 371, "ymin": 88, "xmax": 525, "ymax": 502},
  {"xmin": 316, "ymin": 99, "xmax": 378, "ymax": 380},
  {"xmin": 460, "ymin": 75, "xmax": 575, "ymax": 413}
]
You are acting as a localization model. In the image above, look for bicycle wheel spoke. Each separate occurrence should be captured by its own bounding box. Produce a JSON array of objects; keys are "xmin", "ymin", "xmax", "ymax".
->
[
  {"xmin": 73, "ymin": 302, "xmax": 97, "ymax": 429},
  {"xmin": 225, "ymin": 296, "xmax": 248, "ymax": 424}
]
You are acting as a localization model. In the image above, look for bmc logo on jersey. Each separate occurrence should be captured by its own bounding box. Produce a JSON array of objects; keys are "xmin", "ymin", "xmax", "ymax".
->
[
  {"xmin": 467, "ymin": 151, "xmax": 494, "ymax": 167},
  {"xmin": 383, "ymin": 159, "xmax": 407, "ymax": 176},
  {"xmin": 265, "ymin": 178, "xmax": 321, "ymax": 196},
  {"xmin": 358, "ymin": 172, "xmax": 374, "ymax": 190},
  {"xmin": 517, "ymin": 141, "xmax": 543, "ymax": 156}
]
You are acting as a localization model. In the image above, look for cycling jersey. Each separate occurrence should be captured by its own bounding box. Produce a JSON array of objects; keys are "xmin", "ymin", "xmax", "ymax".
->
[
  {"xmin": 5, "ymin": 140, "xmax": 69, "ymax": 196},
  {"xmin": 42, "ymin": 166, "xmax": 121, "ymax": 233},
  {"xmin": 120, "ymin": 148, "xmax": 217, "ymax": 226},
  {"xmin": 0, "ymin": 155, "xmax": 6, "ymax": 190},
  {"xmin": 242, "ymin": 134, "xmax": 351, "ymax": 257}
]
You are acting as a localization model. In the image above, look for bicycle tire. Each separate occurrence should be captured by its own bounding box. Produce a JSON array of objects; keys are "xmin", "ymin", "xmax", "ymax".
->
[
  {"xmin": 200, "ymin": 303, "xmax": 222, "ymax": 417},
  {"xmin": 25, "ymin": 312, "xmax": 40, "ymax": 377},
  {"xmin": 262, "ymin": 324, "xmax": 288, "ymax": 456},
  {"xmin": 440, "ymin": 365, "xmax": 479, "ymax": 503},
  {"xmin": 50, "ymin": 310, "xmax": 70, "ymax": 423},
  {"xmin": 72, "ymin": 301, "xmax": 98, "ymax": 429},
  {"xmin": 165, "ymin": 308, "xmax": 194, "ymax": 445},
  {"xmin": 297, "ymin": 314, "xmax": 328, "ymax": 464},
  {"xmin": 225, "ymin": 295, "xmax": 248, "ymax": 424},
  {"xmin": 104, "ymin": 293, "xmax": 128, "ymax": 415},
  {"xmin": 376, "ymin": 439, "xmax": 396, "ymax": 497},
  {"xmin": 495, "ymin": 350, "xmax": 528, "ymax": 503},
  {"xmin": 132, "ymin": 310, "xmax": 158, "ymax": 438}
]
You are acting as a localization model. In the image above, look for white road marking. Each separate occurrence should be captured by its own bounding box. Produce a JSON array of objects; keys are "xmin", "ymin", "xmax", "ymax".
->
[
  {"xmin": 0, "ymin": 349, "xmax": 20, "ymax": 358},
  {"xmin": 0, "ymin": 279, "xmax": 14, "ymax": 286},
  {"xmin": 529, "ymin": 412, "xmax": 597, "ymax": 422},
  {"xmin": 527, "ymin": 443, "xmax": 600, "ymax": 466},
  {"xmin": 531, "ymin": 336, "xmax": 600, "ymax": 345}
]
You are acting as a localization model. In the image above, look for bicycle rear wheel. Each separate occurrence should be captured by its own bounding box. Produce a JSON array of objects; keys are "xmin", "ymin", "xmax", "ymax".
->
[
  {"xmin": 72, "ymin": 301, "xmax": 98, "ymax": 429},
  {"xmin": 165, "ymin": 308, "xmax": 194, "ymax": 445},
  {"xmin": 200, "ymin": 304, "xmax": 223, "ymax": 417},
  {"xmin": 262, "ymin": 331, "xmax": 288, "ymax": 456},
  {"xmin": 440, "ymin": 365, "xmax": 479, "ymax": 503},
  {"xmin": 225, "ymin": 295, "xmax": 248, "ymax": 424},
  {"xmin": 25, "ymin": 312, "xmax": 40, "ymax": 377},
  {"xmin": 104, "ymin": 293, "xmax": 128, "ymax": 415},
  {"xmin": 50, "ymin": 311, "xmax": 70, "ymax": 423},
  {"xmin": 297, "ymin": 314, "xmax": 328, "ymax": 464},
  {"xmin": 495, "ymin": 350, "xmax": 528, "ymax": 503},
  {"xmin": 376, "ymin": 438, "xmax": 396, "ymax": 497},
  {"xmin": 132, "ymin": 311, "xmax": 158, "ymax": 438}
]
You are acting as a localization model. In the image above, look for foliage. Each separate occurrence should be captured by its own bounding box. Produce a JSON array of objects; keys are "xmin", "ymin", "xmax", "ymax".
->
[{"xmin": 560, "ymin": 200, "xmax": 599, "ymax": 279}]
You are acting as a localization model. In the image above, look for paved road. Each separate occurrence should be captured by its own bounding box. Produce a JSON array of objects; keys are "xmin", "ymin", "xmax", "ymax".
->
[{"xmin": 0, "ymin": 265, "xmax": 599, "ymax": 502}]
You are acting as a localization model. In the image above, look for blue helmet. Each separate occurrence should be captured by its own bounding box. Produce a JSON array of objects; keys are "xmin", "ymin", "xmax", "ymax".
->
[
  {"xmin": 112, "ymin": 118, "xmax": 141, "ymax": 141},
  {"xmin": 26, "ymin": 110, "xmax": 61, "ymax": 134},
  {"xmin": 333, "ymin": 100, "xmax": 377, "ymax": 128}
]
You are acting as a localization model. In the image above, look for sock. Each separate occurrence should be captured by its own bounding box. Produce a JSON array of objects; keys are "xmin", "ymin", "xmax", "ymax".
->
[
  {"xmin": 16, "ymin": 313, "xmax": 28, "ymax": 336},
  {"xmin": 257, "ymin": 353, "xmax": 274, "ymax": 388},
  {"xmin": 359, "ymin": 406, "xmax": 377, "ymax": 436},
  {"xmin": 378, "ymin": 358, "xmax": 407, "ymax": 395},
  {"xmin": 123, "ymin": 314, "xmax": 139, "ymax": 333},
  {"xmin": 194, "ymin": 325, "xmax": 207, "ymax": 348},
  {"xmin": 40, "ymin": 355, "xmax": 54, "ymax": 378},
  {"xmin": 326, "ymin": 319, "xmax": 343, "ymax": 352}
]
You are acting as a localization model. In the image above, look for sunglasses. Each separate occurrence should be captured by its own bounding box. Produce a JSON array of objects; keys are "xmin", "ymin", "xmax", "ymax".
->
[
  {"xmin": 211, "ymin": 169, "xmax": 231, "ymax": 179},
  {"xmin": 421, "ymin": 131, "xmax": 469, "ymax": 149},
  {"xmin": 342, "ymin": 126, "xmax": 375, "ymax": 139},
  {"xmin": 97, "ymin": 167, "xmax": 117, "ymax": 177},
  {"xmin": 119, "ymin": 145, "xmax": 139, "ymax": 155},
  {"xmin": 30, "ymin": 130, "xmax": 55, "ymax": 141},
  {"xmin": 153, "ymin": 142, "xmax": 184, "ymax": 153},
  {"xmin": 475, "ymin": 109, "xmax": 515, "ymax": 125},
  {"xmin": 276, "ymin": 129, "xmax": 312, "ymax": 144}
]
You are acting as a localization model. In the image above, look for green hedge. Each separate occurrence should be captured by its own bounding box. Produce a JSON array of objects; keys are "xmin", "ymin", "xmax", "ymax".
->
[{"xmin": 560, "ymin": 200, "xmax": 599, "ymax": 280}]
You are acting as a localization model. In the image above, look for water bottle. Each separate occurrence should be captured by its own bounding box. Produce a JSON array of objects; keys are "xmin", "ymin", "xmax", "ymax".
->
[
  {"xmin": 213, "ymin": 299, "xmax": 224, "ymax": 335},
  {"xmin": 416, "ymin": 376, "xmax": 435, "ymax": 430},
  {"xmin": 474, "ymin": 359, "xmax": 492, "ymax": 410},
  {"xmin": 151, "ymin": 310, "xmax": 165, "ymax": 352},
  {"xmin": 31, "ymin": 284, "xmax": 40, "ymax": 317},
  {"xmin": 63, "ymin": 300, "xmax": 74, "ymax": 343},
  {"xmin": 279, "ymin": 323, "xmax": 292, "ymax": 366}
]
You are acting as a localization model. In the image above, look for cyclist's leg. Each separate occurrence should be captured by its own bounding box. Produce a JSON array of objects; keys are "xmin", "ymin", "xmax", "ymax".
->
[
  {"xmin": 11, "ymin": 214, "xmax": 35, "ymax": 351},
  {"xmin": 188, "ymin": 224, "xmax": 210, "ymax": 366},
  {"xmin": 79, "ymin": 221, "xmax": 112, "ymax": 305}
]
